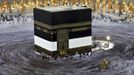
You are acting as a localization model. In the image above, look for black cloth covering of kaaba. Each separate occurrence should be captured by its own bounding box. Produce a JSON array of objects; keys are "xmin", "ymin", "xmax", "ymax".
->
[{"xmin": 34, "ymin": 8, "xmax": 92, "ymax": 25}]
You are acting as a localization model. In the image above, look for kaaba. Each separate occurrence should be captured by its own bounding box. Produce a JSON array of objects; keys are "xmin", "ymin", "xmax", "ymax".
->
[{"xmin": 34, "ymin": 6, "xmax": 92, "ymax": 56}]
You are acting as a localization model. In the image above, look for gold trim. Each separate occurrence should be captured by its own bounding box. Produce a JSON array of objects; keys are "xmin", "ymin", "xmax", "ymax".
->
[
  {"xmin": 34, "ymin": 20, "xmax": 91, "ymax": 30},
  {"xmin": 71, "ymin": 27, "xmax": 90, "ymax": 32},
  {"xmin": 43, "ymin": 29, "xmax": 48, "ymax": 33},
  {"xmin": 36, "ymin": 26, "xmax": 41, "ymax": 30}
]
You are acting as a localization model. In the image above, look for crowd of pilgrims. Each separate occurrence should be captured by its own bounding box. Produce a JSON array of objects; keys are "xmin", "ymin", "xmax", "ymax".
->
[
  {"xmin": 39, "ymin": 51, "xmax": 92, "ymax": 60},
  {"xmin": 0, "ymin": 12, "xmax": 33, "ymax": 24}
]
